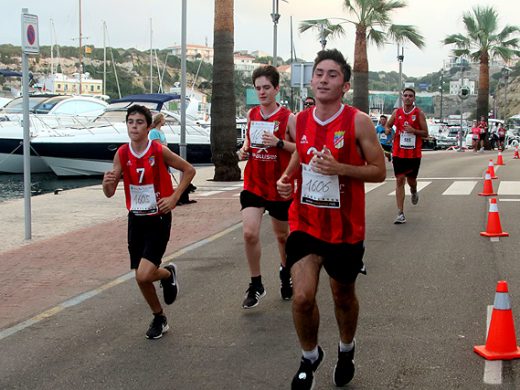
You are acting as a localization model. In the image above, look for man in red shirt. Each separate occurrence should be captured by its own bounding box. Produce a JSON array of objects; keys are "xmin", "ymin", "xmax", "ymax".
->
[
  {"xmin": 385, "ymin": 88, "xmax": 429, "ymax": 224},
  {"xmin": 102, "ymin": 105, "xmax": 195, "ymax": 339},
  {"xmin": 277, "ymin": 49, "xmax": 385, "ymax": 389},
  {"xmin": 237, "ymin": 65, "xmax": 296, "ymax": 308}
]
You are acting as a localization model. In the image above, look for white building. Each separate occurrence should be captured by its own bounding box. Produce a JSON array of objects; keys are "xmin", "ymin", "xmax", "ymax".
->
[
  {"xmin": 43, "ymin": 72, "xmax": 103, "ymax": 95},
  {"xmin": 170, "ymin": 44, "xmax": 214, "ymax": 63},
  {"xmin": 449, "ymin": 78, "xmax": 476, "ymax": 95},
  {"xmin": 234, "ymin": 53, "xmax": 262, "ymax": 77}
]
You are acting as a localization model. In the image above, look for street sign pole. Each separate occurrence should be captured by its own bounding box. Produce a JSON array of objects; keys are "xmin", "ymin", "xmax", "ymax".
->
[{"xmin": 21, "ymin": 8, "xmax": 39, "ymax": 240}]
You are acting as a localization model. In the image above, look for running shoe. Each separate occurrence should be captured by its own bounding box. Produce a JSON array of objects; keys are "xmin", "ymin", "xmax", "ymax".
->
[
  {"xmin": 411, "ymin": 190, "xmax": 419, "ymax": 205},
  {"xmin": 145, "ymin": 314, "xmax": 169, "ymax": 339},
  {"xmin": 161, "ymin": 264, "xmax": 179, "ymax": 305},
  {"xmin": 242, "ymin": 283, "xmax": 266, "ymax": 309},
  {"xmin": 280, "ymin": 265, "xmax": 293, "ymax": 300},
  {"xmin": 394, "ymin": 212, "xmax": 406, "ymax": 224},
  {"xmin": 333, "ymin": 341, "xmax": 355, "ymax": 387},
  {"xmin": 291, "ymin": 346, "xmax": 324, "ymax": 390}
]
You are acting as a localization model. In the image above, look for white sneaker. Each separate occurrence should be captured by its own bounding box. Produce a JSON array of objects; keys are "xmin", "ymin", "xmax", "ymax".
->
[{"xmin": 394, "ymin": 213, "xmax": 406, "ymax": 224}]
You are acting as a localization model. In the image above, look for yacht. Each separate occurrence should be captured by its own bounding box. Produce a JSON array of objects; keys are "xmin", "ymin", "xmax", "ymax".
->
[
  {"xmin": 0, "ymin": 94, "xmax": 108, "ymax": 173},
  {"xmin": 30, "ymin": 94, "xmax": 213, "ymax": 176}
]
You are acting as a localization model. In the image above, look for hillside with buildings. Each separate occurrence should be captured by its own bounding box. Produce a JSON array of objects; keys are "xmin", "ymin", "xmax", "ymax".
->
[{"xmin": 0, "ymin": 43, "xmax": 518, "ymax": 119}]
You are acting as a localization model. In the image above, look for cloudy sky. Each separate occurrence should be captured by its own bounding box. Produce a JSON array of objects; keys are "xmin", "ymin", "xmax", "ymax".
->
[{"xmin": 4, "ymin": 0, "xmax": 519, "ymax": 76}]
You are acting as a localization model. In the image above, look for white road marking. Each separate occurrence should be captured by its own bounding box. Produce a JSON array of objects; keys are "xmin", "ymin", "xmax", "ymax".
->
[
  {"xmin": 483, "ymin": 305, "xmax": 503, "ymax": 384},
  {"xmin": 499, "ymin": 199, "xmax": 520, "ymax": 202},
  {"xmin": 498, "ymin": 181, "xmax": 520, "ymax": 195},
  {"xmin": 442, "ymin": 181, "xmax": 478, "ymax": 195},
  {"xmin": 365, "ymin": 182, "xmax": 385, "ymax": 193},
  {"xmin": 388, "ymin": 181, "xmax": 431, "ymax": 196}
]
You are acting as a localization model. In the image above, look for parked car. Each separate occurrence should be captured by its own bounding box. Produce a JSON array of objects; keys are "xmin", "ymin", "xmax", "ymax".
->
[{"xmin": 437, "ymin": 126, "xmax": 465, "ymax": 149}]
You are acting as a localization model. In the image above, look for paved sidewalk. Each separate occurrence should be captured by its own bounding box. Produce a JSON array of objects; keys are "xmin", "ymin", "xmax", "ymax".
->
[{"xmin": 0, "ymin": 164, "xmax": 244, "ymax": 330}]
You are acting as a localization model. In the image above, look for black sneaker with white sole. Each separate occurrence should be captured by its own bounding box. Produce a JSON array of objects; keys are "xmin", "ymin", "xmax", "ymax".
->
[
  {"xmin": 291, "ymin": 346, "xmax": 324, "ymax": 390},
  {"xmin": 145, "ymin": 314, "xmax": 169, "ymax": 339},
  {"xmin": 333, "ymin": 341, "xmax": 355, "ymax": 386},
  {"xmin": 242, "ymin": 283, "xmax": 266, "ymax": 309},
  {"xmin": 280, "ymin": 265, "xmax": 293, "ymax": 300},
  {"xmin": 161, "ymin": 264, "xmax": 178, "ymax": 305}
]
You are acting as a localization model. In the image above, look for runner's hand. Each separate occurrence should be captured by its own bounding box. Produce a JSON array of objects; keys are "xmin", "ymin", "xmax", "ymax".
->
[
  {"xmin": 261, "ymin": 131, "xmax": 277, "ymax": 147},
  {"xmin": 238, "ymin": 146, "xmax": 250, "ymax": 160},
  {"xmin": 158, "ymin": 194, "xmax": 178, "ymax": 213},
  {"xmin": 103, "ymin": 170, "xmax": 117, "ymax": 185},
  {"xmin": 311, "ymin": 148, "xmax": 340, "ymax": 176},
  {"xmin": 277, "ymin": 174, "xmax": 293, "ymax": 199}
]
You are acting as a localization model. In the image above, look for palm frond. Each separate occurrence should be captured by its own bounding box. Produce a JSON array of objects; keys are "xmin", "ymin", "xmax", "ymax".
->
[
  {"xmin": 367, "ymin": 28, "xmax": 386, "ymax": 48},
  {"xmin": 387, "ymin": 25, "xmax": 425, "ymax": 48}
]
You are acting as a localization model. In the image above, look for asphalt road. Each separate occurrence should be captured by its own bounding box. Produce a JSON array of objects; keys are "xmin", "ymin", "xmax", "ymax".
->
[{"xmin": 2, "ymin": 150, "xmax": 520, "ymax": 389}]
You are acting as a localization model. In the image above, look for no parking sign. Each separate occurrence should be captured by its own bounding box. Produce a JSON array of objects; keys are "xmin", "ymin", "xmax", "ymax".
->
[{"xmin": 21, "ymin": 12, "xmax": 39, "ymax": 54}]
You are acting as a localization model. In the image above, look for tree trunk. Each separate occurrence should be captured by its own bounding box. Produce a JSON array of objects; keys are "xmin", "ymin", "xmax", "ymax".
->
[
  {"xmin": 477, "ymin": 52, "xmax": 491, "ymax": 149},
  {"xmin": 352, "ymin": 24, "xmax": 369, "ymax": 113},
  {"xmin": 211, "ymin": 0, "xmax": 241, "ymax": 181}
]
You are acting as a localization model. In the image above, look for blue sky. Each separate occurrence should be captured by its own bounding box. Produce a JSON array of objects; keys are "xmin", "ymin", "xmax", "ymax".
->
[{"xmin": 4, "ymin": 0, "xmax": 518, "ymax": 76}]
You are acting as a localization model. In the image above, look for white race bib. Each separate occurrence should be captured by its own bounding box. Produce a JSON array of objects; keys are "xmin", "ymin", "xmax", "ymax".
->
[
  {"xmin": 301, "ymin": 163, "xmax": 340, "ymax": 208},
  {"xmin": 379, "ymin": 133, "xmax": 387, "ymax": 141},
  {"xmin": 399, "ymin": 132, "xmax": 416, "ymax": 149},
  {"xmin": 250, "ymin": 121, "xmax": 275, "ymax": 148},
  {"xmin": 130, "ymin": 184, "xmax": 158, "ymax": 215}
]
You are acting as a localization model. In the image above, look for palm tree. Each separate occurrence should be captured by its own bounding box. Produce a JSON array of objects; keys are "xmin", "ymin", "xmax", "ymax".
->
[
  {"xmin": 444, "ymin": 6, "xmax": 520, "ymax": 121},
  {"xmin": 299, "ymin": 0, "xmax": 424, "ymax": 113},
  {"xmin": 211, "ymin": 0, "xmax": 241, "ymax": 180}
]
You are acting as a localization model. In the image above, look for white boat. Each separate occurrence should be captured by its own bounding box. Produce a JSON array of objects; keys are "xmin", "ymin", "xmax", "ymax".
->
[
  {"xmin": 0, "ymin": 94, "xmax": 108, "ymax": 173},
  {"xmin": 30, "ymin": 94, "xmax": 213, "ymax": 176}
]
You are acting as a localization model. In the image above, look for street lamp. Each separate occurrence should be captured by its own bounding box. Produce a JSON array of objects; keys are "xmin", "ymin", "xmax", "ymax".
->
[
  {"xmin": 271, "ymin": 0, "xmax": 288, "ymax": 67},
  {"xmin": 501, "ymin": 66, "xmax": 511, "ymax": 119},
  {"xmin": 439, "ymin": 67, "xmax": 444, "ymax": 120},
  {"xmin": 397, "ymin": 44, "xmax": 404, "ymax": 107}
]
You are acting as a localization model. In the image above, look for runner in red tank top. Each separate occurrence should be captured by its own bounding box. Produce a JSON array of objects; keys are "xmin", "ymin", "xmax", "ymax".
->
[
  {"xmin": 102, "ymin": 105, "xmax": 195, "ymax": 340},
  {"xmin": 385, "ymin": 88, "xmax": 429, "ymax": 224},
  {"xmin": 236, "ymin": 65, "xmax": 296, "ymax": 308},
  {"xmin": 276, "ymin": 49, "xmax": 385, "ymax": 389}
]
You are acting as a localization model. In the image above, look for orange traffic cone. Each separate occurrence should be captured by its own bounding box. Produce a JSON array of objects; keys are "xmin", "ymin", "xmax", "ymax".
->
[
  {"xmin": 480, "ymin": 198, "xmax": 509, "ymax": 241},
  {"xmin": 487, "ymin": 160, "xmax": 498, "ymax": 179},
  {"xmin": 496, "ymin": 151, "xmax": 505, "ymax": 166},
  {"xmin": 478, "ymin": 171, "xmax": 497, "ymax": 196},
  {"xmin": 514, "ymin": 146, "xmax": 520, "ymax": 159},
  {"xmin": 474, "ymin": 281, "xmax": 520, "ymax": 360}
]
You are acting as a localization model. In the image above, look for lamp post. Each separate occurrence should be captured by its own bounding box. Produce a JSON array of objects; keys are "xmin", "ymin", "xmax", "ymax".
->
[
  {"xmin": 439, "ymin": 68, "xmax": 444, "ymax": 120},
  {"xmin": 271, "ymin": 0, "xmax": 288, "ymax": 67},
  {"xmin": 397, "ymin": 44, "xmax": 404, "ymax": 107},
  {"xmin": 502, "ymin": 66, "xmax": 511, "ymax": 119}
]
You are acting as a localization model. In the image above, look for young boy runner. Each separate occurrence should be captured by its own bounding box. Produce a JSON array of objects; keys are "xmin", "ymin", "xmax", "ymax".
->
[
  {"xmin": 102, "ymin": 105, "xmax": 196, "ymax": 339},
  {"xmin": 237, "ymin": 65, "xmax": 296, "ymax": 308},
  {"xmin": 277, "ymin": 49, "xmax": 385, "ymax": 389}
]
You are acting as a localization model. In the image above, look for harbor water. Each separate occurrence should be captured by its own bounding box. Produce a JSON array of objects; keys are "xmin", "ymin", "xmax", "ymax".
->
[{"xmin": 0, "ymin": 173, "xmax": 101, "ymax": 203}]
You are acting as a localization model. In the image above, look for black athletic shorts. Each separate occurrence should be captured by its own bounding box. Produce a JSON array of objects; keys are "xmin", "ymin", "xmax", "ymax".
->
[
  {"xmin": 392, "ymin": 156, "xmax": 421, "ymax": 178},
  {"xmin": 240, "ymin": 190, "xmax": 292, "ymax": 222},
  {"xmin": 381, "ymin": 144, "xmax": 392, "ymax": 153},
  {"xmin": 285, "ymin": 231, "xmax": 366, "ymax": 285},
  {"xmin": 128, "ymin": 212, "xmax": 172, "ymax": 269}
]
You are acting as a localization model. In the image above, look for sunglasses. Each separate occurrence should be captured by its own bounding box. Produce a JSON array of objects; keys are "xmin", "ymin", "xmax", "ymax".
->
[{"xmin": 304, "ymin": 102, "xmax": 315, "ymax": 107}]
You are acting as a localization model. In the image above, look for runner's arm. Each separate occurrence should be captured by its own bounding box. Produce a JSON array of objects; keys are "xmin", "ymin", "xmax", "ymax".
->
[
  {"xmin": 102, "ymin": 152, "xmax": 122, "ymax": 198},
  {"xmin": 238, "ymin": 110, "xmax": 252, "ymax": 160},
  {"xmin": 385, "ymin": 110, "xmax": 396, "ymax": 135},
  {"xmin": 407, "ymin": 109, "xmax": 429, "ymax": 138},
  {"xmin": 159, "ymin": 146, "xmax": 196, "ymax": 211}
]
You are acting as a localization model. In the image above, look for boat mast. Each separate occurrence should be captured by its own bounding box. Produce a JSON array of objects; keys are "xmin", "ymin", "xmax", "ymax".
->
[
  {"xmin": 149, "ymin": 18, "xmax": 153, "ymax": 93},
  {"xmin": 78, "ymin": 0, "xmax": 83, "ymax": 95},
  {"xmin": 103, "ymin": 21, "xmax": 106, "ymax": 96},
  {"xmin": 50, "ymin": 19, "xmax": 54, "ymax": 76}
]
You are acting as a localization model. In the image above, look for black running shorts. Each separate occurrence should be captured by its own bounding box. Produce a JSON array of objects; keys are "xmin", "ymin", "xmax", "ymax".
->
[
  {"xmin": 240, "ymin": 190, "xmax": 292, "ymax": 222},
  {"xmin": 285, "ymin": 231, "xmax": 366, "ymax": 284},
  {"xmin": 392, "ymin": 156, "xmax": 421, "ymax": 178},
  {"xmin": 128, "ymin": 212, "xmax": 172, "ymax": 269}
]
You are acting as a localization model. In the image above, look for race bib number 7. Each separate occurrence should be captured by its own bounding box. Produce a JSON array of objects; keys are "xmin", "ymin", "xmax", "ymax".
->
[{"xmin": 301, "ymin": 164, "xmax": 340, "ymax": 208}]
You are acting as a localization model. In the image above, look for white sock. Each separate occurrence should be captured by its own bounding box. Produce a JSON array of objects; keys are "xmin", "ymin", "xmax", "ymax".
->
[
  {"xmin": 302, "ymin": 346, "xmax": 319, "ymax": 363},
  {"xmin": 339, "ymin": 339, "xmax": 354, "ymax": 353}
]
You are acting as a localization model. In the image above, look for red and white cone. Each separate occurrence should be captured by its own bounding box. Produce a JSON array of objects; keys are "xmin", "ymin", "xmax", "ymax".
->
[
  {"xmin": 487, "ymin": 159, "xmax": 498, "ymax": 179},
  {"xmin": 480, "ymin": 198, "xmax": 509, "ymax": 241},
  {"xmin": 474, "ymin": 281, "xmax": 520, "ymax": 360},
  {"xmin": 496, "ymin": 151, "xmax": 505, "ymax": 166},
  {"xmin": 478, "ymin": 171, "xmax": 497, "ymax": 196},
  {"xmin": 514, "ymin": 146, "xmax": 520, "ymax": 159}
]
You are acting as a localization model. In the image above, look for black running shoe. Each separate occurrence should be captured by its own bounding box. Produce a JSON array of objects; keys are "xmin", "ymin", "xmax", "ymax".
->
[
  {"xmin": 145, "ymin": 314, "xmax": 169, "ymax": 339},
  {"xmin": 161, "ymin": 264, "xmax": 178, "ymax": 305},
  {"xmin": 291, "ymin": 346, "xmax": 324, "ymax": 390},
  {"xmin": 333, "ymin": 341, "xmax": 355, "ymax": 387},
  {"xmin": 242, "ymin": 283, "xmax": 266, "ymax": 309},
  {"xmin": 280, "ymin": 265, "xmax": 293, "ymax": 300}
]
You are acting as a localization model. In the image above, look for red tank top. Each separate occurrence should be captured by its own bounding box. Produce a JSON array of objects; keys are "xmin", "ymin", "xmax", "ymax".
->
[
  {"xmin": 118, "ymin": 140, "xmax": 174, "ymax": 215},
  {"xmin": 243, "ymin": 105, "xmax": 292, "ymax": 201},
  {"xmin": 289, "ymin": 105, "xmax": 365, "ymax": 244},
  {"xmin": 392, "ymin": 107, "xmax": 423, "ymax": 158}
]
